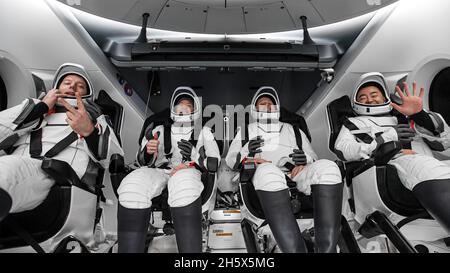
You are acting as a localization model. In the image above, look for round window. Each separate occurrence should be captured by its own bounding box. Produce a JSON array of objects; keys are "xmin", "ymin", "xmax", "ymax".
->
[
  {"xmin": 429, "ymin": 67, "xmax": 450, "ymax": 124},
  {"xmin": 0, "ymin": 76, "xmax": 7, "ymax": 111}
]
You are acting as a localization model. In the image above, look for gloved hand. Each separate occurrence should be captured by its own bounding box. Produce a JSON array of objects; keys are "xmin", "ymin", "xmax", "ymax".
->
[
  {"xmin": 248, "ymin": 136, "xmax": 264, "ymax": 157},
  {"xmin": 289, "ymin": 149, "xmax": 307, "ymax": 166},
  {"xmin": 146, "ymin": 132, "xmax": 160, "ymax": 156},
  {"xmin": 177, "ymin": 139, "xmax": 194, "ymax": 161},
  {"xmin": 394, "ymin": 124, "xmax": 415, "ymax": 143}
]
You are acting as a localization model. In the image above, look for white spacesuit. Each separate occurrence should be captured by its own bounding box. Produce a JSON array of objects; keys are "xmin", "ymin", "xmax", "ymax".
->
[
  {"xmin": 117, "ymin": 87, "xmax": 220, "ymax": 253},
  {"xmin": 335, "ymin": 72, "xmax": 450, "ymax": 234},
  {"xmin": 0, "ymin": 63, "xmax": 123, "ymax": 222},
  {"xmin": 226, "ymin": 87, "xmax": 343, "ymax": 253}
]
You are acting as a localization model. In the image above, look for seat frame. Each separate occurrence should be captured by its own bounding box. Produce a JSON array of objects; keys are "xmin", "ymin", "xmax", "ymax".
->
[
  {"xmin": 325, "ymin": 95, "xmax": 442, "ymax": 253},
  {"xmin": 0, "ymin": 90, "xmax": 122, "ymax": 253},
  {"xmin": 235, "ymin": 107, "xmax": 360, "ymax": 253}
]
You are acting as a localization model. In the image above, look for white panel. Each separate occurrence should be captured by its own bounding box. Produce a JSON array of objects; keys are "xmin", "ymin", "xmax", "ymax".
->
[
  {"xmin": 243, "ymin": 2, "xmax": 296, "ymax": 33},
  {"xmin": 311, "ymin": 0, "xmax": 396, "ymax": 22},
  {"xmin": 208, "ymin": 223, "xmax": 246, "ymax": 250},
  {"xmin": 155, "ymin": 0, "xmax": 208, "ymax": 32},
  {"xmin": 69, "ymin": 0, "xmax": 139, "ymax": 21},
  {"xmin": 0, "ymin": 0, "xmax": 96, "ymax": 70},
  {"xmin": 348, "ymin": 0, "xmax": 450, "ymax": 73},
  {"xmin": 122, "ymin": 0, "xmax": 168, "ymax": 27},
  {"xmin": 303, "ymin": 0, "xmax": 450, "ymax": 163},
  {"xmin": 57, "ymin": 0, "xmax": 399, "ymax": 34},
  {"xmin": 205, "ymin": 7, "xmax": 245, "ymax": 34}
]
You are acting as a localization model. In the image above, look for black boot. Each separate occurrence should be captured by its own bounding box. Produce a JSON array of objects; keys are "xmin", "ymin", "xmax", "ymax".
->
[
  {"xmin": 0, "ymin": 188, "xmax": 12, "ymax": 222},
  {"xmin": 257, "ymin": 189, "xmax": 307, "ymax": 253},
  {"xmin": 171, "ymin": 197, "xmax": 203, "ymax": 253},
  {"xmin": 311, "ymin": 184, "xmax": 343, "ymax": 253},
  {"xmin": 413, "ymin": 179, "xmax": 450, "ymax": 234},
  {"xmin": 117, "ymin": 203, "xmax": 151, "ymax": 253}
]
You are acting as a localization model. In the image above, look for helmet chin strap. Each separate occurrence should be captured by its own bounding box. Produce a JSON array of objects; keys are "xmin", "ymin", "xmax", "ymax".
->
[
  {"xmin": 171, "ymin": 121, "xmax": 195, "ymax": 135},
  {"xmin": 55, "ymin": 96, "xmax": 91, "ymax": 107},
  {"xmin": 56, "ymin": 98, "xmax": 78, "ymax": 107},
  {"xmin": 256, "ymin": 118, "xmax": 281, "ymax": 133}
]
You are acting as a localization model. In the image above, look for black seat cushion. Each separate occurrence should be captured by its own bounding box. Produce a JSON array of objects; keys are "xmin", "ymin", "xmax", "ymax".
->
[
  {"xmin": 0, "ymin": 185, "xmax": 71, "ymax": 249},
  {"xmin": 0, "ymin": 91, "xmax": 123, "ymax": 249},
  {"xmin": 326, "ymin": 96, "xmax": 426, "ymax": 216},
  {"xmin": 280, "ymin": 107, "xmax": 311, "ymax": 142},
  {"xmin": 95, "ymin": 90, "xmax": 124, "ymax": 145},
  {"xmin": 238, "ymin": 108, "xmax": 314, "ymax": 220},
  {"xmin": 376, "ymin": 165, "xmax": 425, "ymax": 216},
  {"xmin": 240, "ymin": 179, "xmax": 314, "ymax": 220},
  {"xmin": 326, "ymin": 95, "xmax": 356, "ymax": 161}
]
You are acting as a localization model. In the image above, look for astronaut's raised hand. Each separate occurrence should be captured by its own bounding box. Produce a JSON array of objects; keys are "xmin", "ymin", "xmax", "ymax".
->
[
  {"xmin": 289, "ymin": 149, "xmax": 307, "ymax": 166},
  {"xmin": 146, "ymin": 132, "xmax": 160, "ymax": 156},
  {"xmin": 58, "ymin": 92, "xmax": 95, "ymax": 137},
  {"xmin": 248, "ymin": 136, "xmax": 264, "ymax": 157},
  {"xmin": 42, "ymin": 88, "xmax": 62, "ymax": 109},
  {"xmin": 394, "ymin": 124, "xmax": 415, "ymax": 143},
  {"xmin": 391, "ymin": 82, "xmax": 424, "ymax": 116},
  {"xmin": 178, "ymin": 139, "xmax": 194, "ymax": 161}
]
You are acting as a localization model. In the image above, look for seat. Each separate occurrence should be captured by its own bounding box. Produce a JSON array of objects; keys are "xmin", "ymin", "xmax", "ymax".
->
[
  {"xmin": 236, "ymin": 107, "xmax": 360, "ymax": 253},
  {"xmin": 326, "ymin": 95, "xmax": 436, "ymax": 253},
  {"xmin": 109, "ymin": 108, "xmax": 220, "ymax": 239},
  {"xmin": 0, "ymin": 90, "xmax": 123, "ymax": 253}
]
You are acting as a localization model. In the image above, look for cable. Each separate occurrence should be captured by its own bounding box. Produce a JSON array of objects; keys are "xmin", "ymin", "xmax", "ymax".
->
[{"xmin": 144, "ymin": 71, "xmax": 155, "ymax": 118}]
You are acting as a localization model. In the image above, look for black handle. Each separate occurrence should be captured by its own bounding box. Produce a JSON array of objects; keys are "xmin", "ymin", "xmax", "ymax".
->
[{"xmin": 135, "ymin": 13, "xmax": 150, "ymax": 43}]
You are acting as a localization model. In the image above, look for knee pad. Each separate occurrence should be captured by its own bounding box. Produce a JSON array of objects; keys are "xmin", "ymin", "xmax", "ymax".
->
[
  {"xmin": 118, "ymin": 168, "xmax": 167, "ymax": 209},
  {"xmin": 391, "ymin": 154, "xmax": 450, "ymax": 190},
  {"xmin": 310, "ymin": 160, "xmax": 342, "ymax": 186},
  {"xmin": 168, "ymin": 168, "xmax": 203, "ymax": 208},
  {"xmin": 0, "ymin": 156, "xmax": 54, "ymax": 213},
  {"xmin": 252, "ymin": 162, "xmax": 287, "ymax": 192}
]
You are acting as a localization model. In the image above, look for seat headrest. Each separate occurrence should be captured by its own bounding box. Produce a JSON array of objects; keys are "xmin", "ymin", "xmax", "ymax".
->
[
  {"xmin": 139, "ymin": 108, "xmax": 172, "ymax": 144},
  {"xmin": 326, "ymin": 95, "xmax": 355, "ymax": 156},
  {"xmin": 279, "ymin": 107, "xmax": 311, "ymax": 142},
  {"xmin": 139, "ymin": 107, "xmax": 224, "ymax": 154},
  {"xmin": 94, "ymin": 90, "xmax": 124, "ymax": 145}
]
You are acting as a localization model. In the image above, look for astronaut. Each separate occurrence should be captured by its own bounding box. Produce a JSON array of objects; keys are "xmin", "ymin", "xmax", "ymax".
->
[
  {"xmin": 226, "ymin": 87, "xmax": 343, "ymax": 253},
  {"xmin": 117, "ymin": 87, "xmax": 220, "ymax": 253},
  {"xmin": 0, "ymin": 63, "xmax": 123, "ymax": 222},
  {"xmin": 335, "ymin": 72, "xmax": 450, "ymax": 234}
]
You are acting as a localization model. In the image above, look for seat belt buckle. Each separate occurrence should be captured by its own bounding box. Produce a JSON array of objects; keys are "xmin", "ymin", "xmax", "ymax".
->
[{"xmin": 240, "ymin": 160, "xmax": 257, "ymax": 183}]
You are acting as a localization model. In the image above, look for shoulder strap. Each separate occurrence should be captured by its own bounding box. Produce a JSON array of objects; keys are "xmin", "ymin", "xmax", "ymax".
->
[
  {"xmin": 241, "ymin": 124, "xmax": 250, "ymax": 147},
  {"xmin": 84, "ymin": 100, "xmax": 103, "ymax": 122},
  {"xmin": 29, "ymin": 129, "xmax": 43, "ymax": 158},
  {"xmin": 0, "ymin": 133, "xmax": 20, "ymax": 153},
  {"xmin": 188, "ymin": 126, "xmax": 202, "ymax": 148},
  {"xmin": 163, "ymin": 123, "xmax": 172, "ymax": 160},
  {"xmin": 0, "ymin": 110, "xmax": 45, "ymax": 153},
  {"xmin": 342, "ymin": 118, "xmax": 374, "ymax": 144},
  {"xmin": 45, "ymin": 132, "xmax": 78, "ymax": 158},
  {"xmin": 292, "ymin": 125, "xmax": 303, "ymax": 150},
  {"xmin": 29, "ymin": 129, "xmax": 78, "ymax": 159}
]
